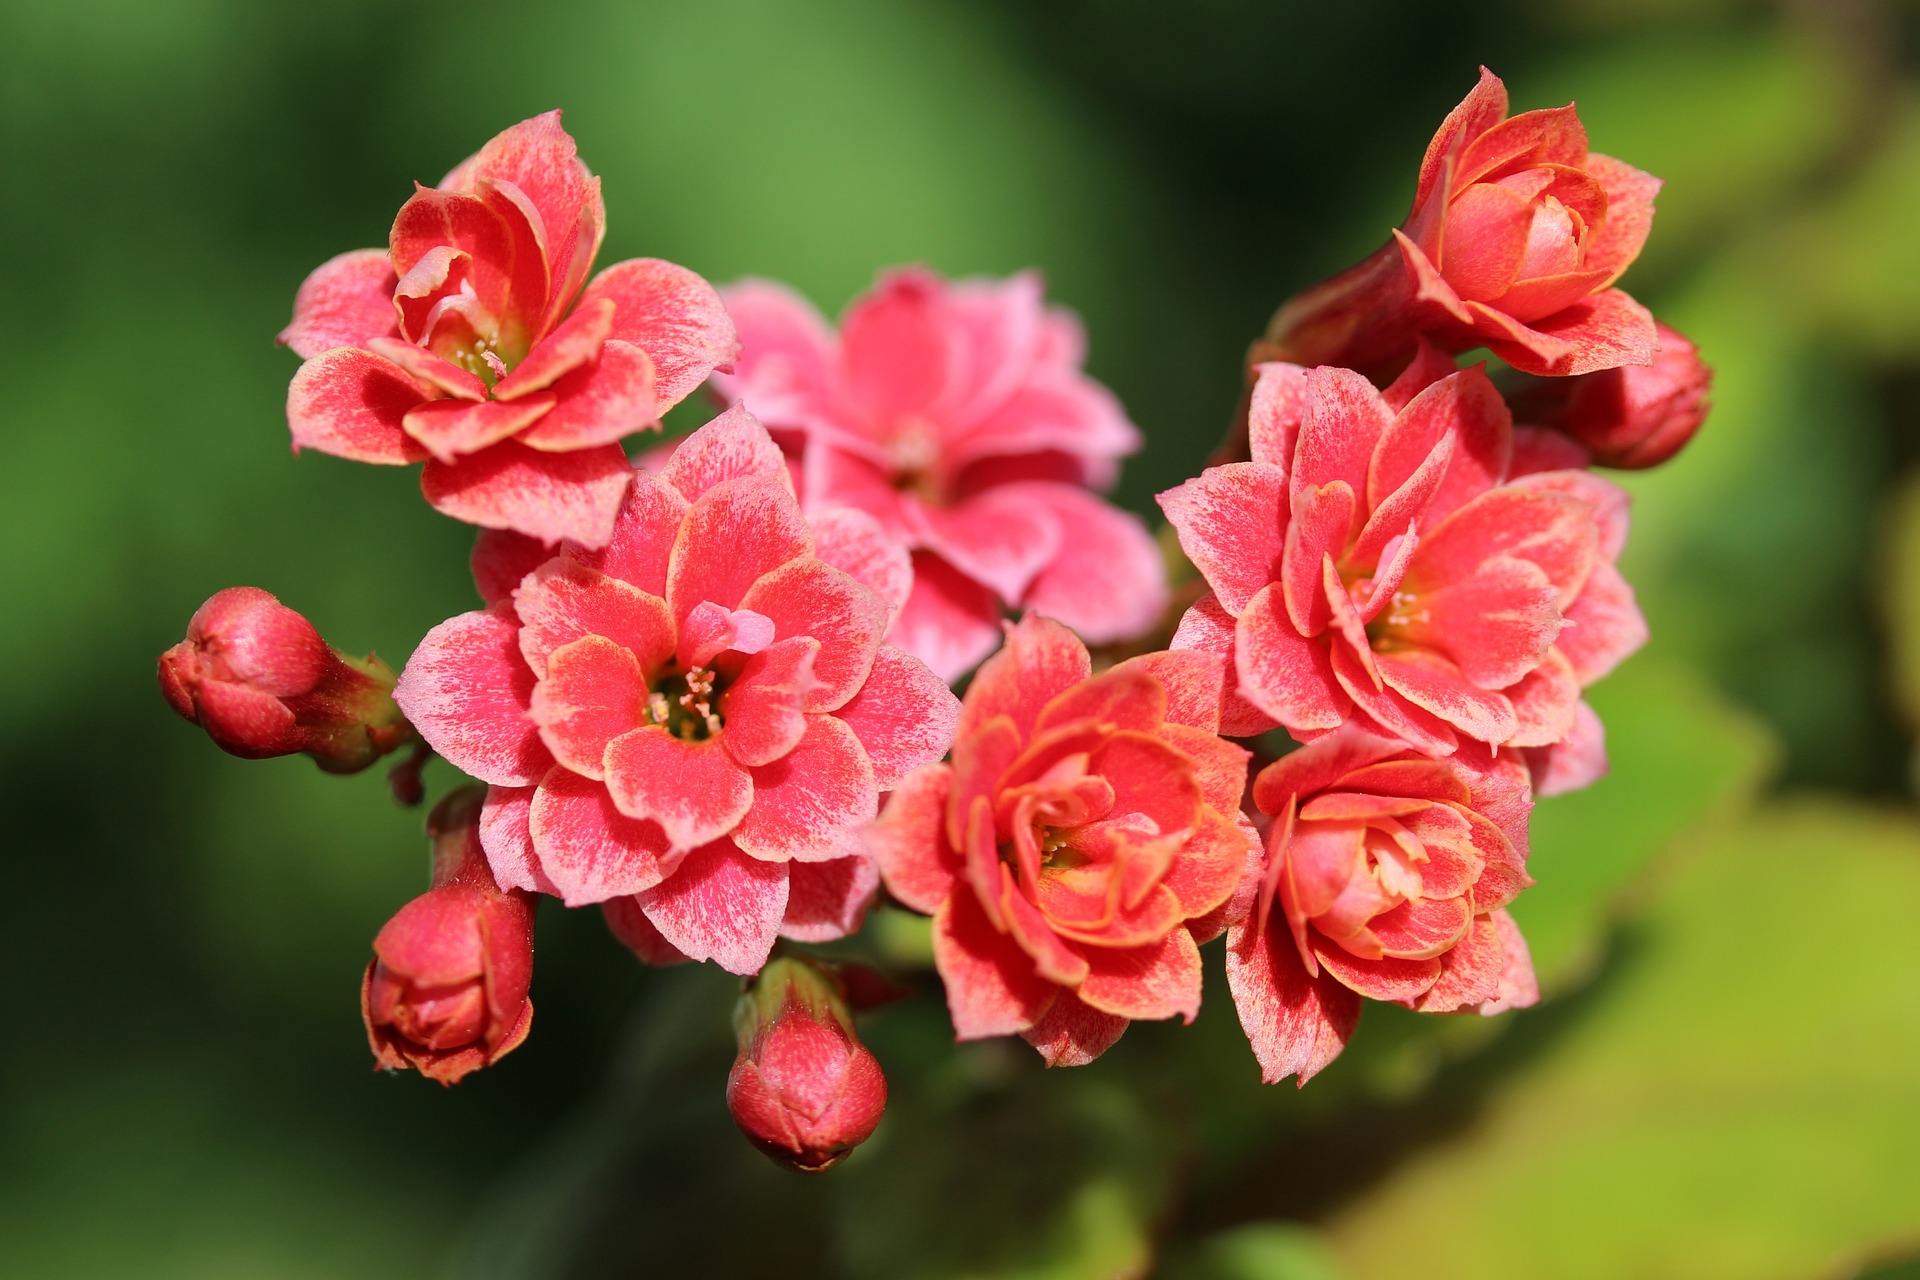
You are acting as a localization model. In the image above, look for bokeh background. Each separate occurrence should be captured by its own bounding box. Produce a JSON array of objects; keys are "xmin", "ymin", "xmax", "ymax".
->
[{"xmin": 5, "ymin": 0, "xmax": 1920, "ymax": 1276}]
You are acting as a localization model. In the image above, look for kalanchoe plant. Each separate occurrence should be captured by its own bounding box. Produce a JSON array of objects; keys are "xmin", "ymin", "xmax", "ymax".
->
[
  {"xmin": 727, "ymin": 955, "xmax": 890, "ymax": 1172},
  {"xmin": 156, "ymin": 67, "xmax": 1711, "ymax": 1176}
]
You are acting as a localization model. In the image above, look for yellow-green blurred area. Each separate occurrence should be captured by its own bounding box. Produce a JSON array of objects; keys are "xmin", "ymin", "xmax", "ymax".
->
[{"xmin": 4, "ymin": 0, "xmax": 1919, "ymax": 1276}]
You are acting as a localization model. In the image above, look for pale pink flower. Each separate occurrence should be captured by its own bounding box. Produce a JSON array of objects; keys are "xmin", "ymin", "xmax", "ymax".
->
[
  {"xmin": 281, "ymin": 111, "xmax": 736, "ymax": 548},
  {"xmin": 715, "ymin": 268, "xmax": 1166, "ymax": 680},
  {"xmin": 394, "ymin": 408, "xmax": 959, "ymax": 976}
]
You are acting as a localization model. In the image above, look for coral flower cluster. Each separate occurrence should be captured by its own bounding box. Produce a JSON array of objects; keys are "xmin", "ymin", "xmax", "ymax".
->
[{"xmin": 158, "ymin": 69, "xmax": 1708, "ymax": 1168}]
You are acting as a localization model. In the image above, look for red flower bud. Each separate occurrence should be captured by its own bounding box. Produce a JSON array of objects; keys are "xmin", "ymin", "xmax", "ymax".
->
[
  {"xmin": 726, "ymin": 957, "xmax": 887, "ymax": 1172},
  {"xmin": 159, "ymin": 586, "xmax": 414, "ymax": 773},
  {"xmin": 1512, "ymin": 322, "xmax": 1711, "ymax": 469},
  {"xmin": 362, "ymin": 787, "xmax": 536, "ymax": 1085}
]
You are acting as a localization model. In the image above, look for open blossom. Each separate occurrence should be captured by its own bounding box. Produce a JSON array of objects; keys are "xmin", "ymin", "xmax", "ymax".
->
[
  {"xmin": 281, "ymin": 111, "xmax": 737, "ymax": 547},
  {"xmin": 393, "ymin": 407, "xmax": 958, "ymax": 976},
  {"xmin": 1159, "ymin": 355, "xmax": 1646, "ymax": 770},
  {"xmin": 714, "ymin": 269, "xmax": 1166, "ymax": 681},
  {"xmin": 1226, "ymin": 726, "xmax": 1538, "ymax": 1086},
  {"xmin": 158, "ymin": 586, "xmax": 413, "ymax": 772},
  {"xmin": 1258, "ymin": 68, "xmax": 1660, "ymax": 379},
  {"xmin": 362, "ymin": 788, "xmax": 536, "ymax": 1085},
  {"xmin": 1511, "ymin": 321, "xmax": 1711, "ymax": 469},
  {"xmin": 869, "ymin": 614, "xmax": 1254, "ymax": 1066}
]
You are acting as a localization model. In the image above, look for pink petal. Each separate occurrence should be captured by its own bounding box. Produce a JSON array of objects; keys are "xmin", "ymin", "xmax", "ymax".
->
[
  {"xmin": 1479, "ymin": 908, "xmax": 1540, "ymax": 1013},
  {"xmin": 1505, "ymin": 645, "xmax": 1580, "ymax": 748},
  {"xmin": 1283, "ymin": 481, "xmax": 1355, "ymax": 636},
  {"xmin": 286, "ymin": 348, "xmax": 431, "ymax": 465},
  {"xmin": 804, "ymin": 443, "xmax": 910, "ymax": 540},
  {"xmin": 280, "ymin": 248, "xmax": 399, "ymax": 359},
  {"xmin": 1509, "ymin": 425, "xmax": 1592, "ymax": 476},
  {"xmin": 515, "ymin": 339, "xmax": 661, "ymax": 453},
  {"xmin": 603, "ymin": 726, "xmax": 754, "ymax": 851},
  {"xmin": 678, "ymin": 601, "xmax": 776, "ymax": 669},
  {"xmin": 388, "ymin": 188, "xmax": 515, "ymax": 336},
  {"xmin": 666, "ymin": 474, "xmax": 813, "ymax": 622},
  {"xmin": 721, "ymin": 637, "xmax": 820, "ymax": 768},
  {"xmin": 956, "ymin": 612, "xmax": 1092, "ymax": 744},
  {"xmin": 421, "ymin": 440, "xmax": 633, "ymax": 547},
  {"xmin": 602, "ymin": 896, "xmax": 691, "ymax": 966},
  {"xmin": 739, "ymin": 557, "xmax": 889, "ymax": 713},
  {"xmin": 364, "ymin": 337, "xmax": 488, "ymax": 401},
  {"xmin": 659, "ymin": 402, "xmax": 790, "ymax": 502},
  {"xmin": 637, "ymin": 840, "xmax": 789, "ymax": 975},
  {"xmin": 1158, "ymin": 801, "xmax": 1255, "ymax": 919},
  {"xmin": 1076, "ymin": 927, "xmax": 1204, "ymax": 1023},
  {"xmin": 711, "ymin": 278, "xmax": 837, "ymax": 423},
  {"xmin": 933, "ymin": 891, "xmax": 1057, "ymax": 1039},
  {"xmin": 1225, "ymin": 915, "xmax": 1361, "ymax": 1085},
  {"xmin": 1410, "ymin": 484, "xmax": 1597, "ymax": 605},
  {"xmin": 808, "ymin": 507, "xmax": 913, "ymax": 621},
  {"xmin": 1581, "ymin": 154, "xmax": 1662, "ymax": 285},
  {"xmin": 1157, "ymin": 462, "xmax": 1289, "ymax": 617},
  {"xmin": 1311, "ymin": 936, "xmax": 1442, "ymax": 1001},
  {"xmin": 1020, "ymin": 990, "xmax": 1130, "ymax": 1066},
  {"xmin": 838, "ymin": 268, "xmax": 953, "ymax": 431},
  {"xmin": 1251, "ymin": 724, "xmax": 1407, "ymax": 814},
  {"xmin": 734, "ymin": 714, "xmax": 879, "ymax": 862},
  {"xmin": 403, "ymin": 394, "xmax": 556, "ymax": 463},
  {"xmin": 395, "ymin": 608, "xmax": 550, "ymax": 786},
  {"xmin": 471, "ymin": 529, "xmax": 553, "ymax": 608},
  {"xmin": 1157, "ymin": 723, "xmax": 1253, "ymax": 819},
  {"xmin": 1510, "ymin": 469, "xmax": 1631, "ymax": 561},
  {"xmin": 779, "ymin": 855, "xmax": 881, "ymax": 943},
  {"xmin": 1234, "ymin": 584, "xmax": 1346, "ymax": 734},
  {"xmin": 1524, "ymin": 699, "xmax": 1608, "ymax": 796},
  {"xmin": 527, "ymin": 765, "xmax": 680, "ymax": 905},
  {"xmin": 512, "ymin": 555, "xmax": 676, "ymax": 678},
  {"xmin": 1412, "ymin": 67, "xmax": 1510, "ymax": 225},
  {"xmin": 889, "ymin": 553, "xmax": 1003, "ymax": 683},
  {"xmin": 834, "ymin": 645, "xmax": 960, "ymax": 789},
  {"xmin": 478, "ymin": 785, "xmax": 559, "ymax": 895},
  {"xmin": 1295, "ymin": 367, "xmax": 1394, "ymax": 507},
  {"xmin": 1483, "ymin": 287, "xmax": 1657, "ymax": 377},
  {"xmin": 526, "ymin": 635, "xmax": 648, "ymax": 777},
  {"xmin": 1413, "ymin": 911, "xmax": 1505, "ymax": 1012},
  {"xmin": 1171, "ymin": 594, "xmax": 1278, "ymax": 737},
  {"xmin": 1247, "ymin": 361, "xmax": 1309, "ymax": 471},
  {"xmin": 904, "ymin": 488, "xmax": 1061, "ymax": 605},
  {"xmin": 494, "ymin": 297, "xmax": 615, "ymax": 399},
  {"xmin": 1330, "ymin": 644, "xmax": 1461, "ymax": 757},
  {"xmin": 1399, "ymin": 554, "xmax": 1562, "ymax": 690},
  {"xmin": 579, "ymin": 258, "xmax": 738, "ymax": 411},
  {"xmin": 1009, "ymin": 483, "xmax": 1167, "ymax": 645},
  {"xmin": 1557, "ymin": 560, "xmax": 1647, "ymax": 684},
  {"xmin": 1375, "ymin": 650, "xmax": 1518, "ymax": 746},
  {"xmin": 572, "ymin": 468, "xmax": 688, "ymax": 597},
  {"xmin": 1381, "ymin": 365, "xmax": 1512, "ymax": 532},
  {"xmin": 1034, "ymin": 664, "xmax": 1166, "ymax": 737},
  {"xmin": 1435, "ymin": 181, "xmax": 1533, "ymax": 301},
  {"xmin": 1114, "ymin": 648, "xmax": 1228, "ymax": 734},
  {"xmin": 869, "ymin": 763, "xmax": 957, "ymax": 915},
  {"xmin": 1380, "ymin": 338, "xmax": 1460, "ymax": 411},
  {"xmin": 1369, "ymin": 894, "xmax": 1473, "ymax": 960},
  {"xmin": 944, "ymin": 374, "xmax": 1140, "ymax": 474}
]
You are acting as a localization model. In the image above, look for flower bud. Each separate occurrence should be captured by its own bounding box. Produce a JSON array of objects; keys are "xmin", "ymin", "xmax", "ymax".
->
[
  {"xmin": 361, "ymin": 787, "xmax": 536, "ymax": 1085},
  {"xmin": 1512, "ymin": 322, "xmax": 1711, "ymax": 469},
  {"xmin": 726, "ymin": 956, "xmax": 888, "ymax": 1172},
  {"xmin": 158, "ymin": 586, "xmax": 414, "ymax": 773}
]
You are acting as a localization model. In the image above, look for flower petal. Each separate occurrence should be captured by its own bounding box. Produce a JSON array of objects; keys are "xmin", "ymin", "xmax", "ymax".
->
[
  {"xmin": 1010, "ymin": 483, "xmax": 1167, "ymax": 645},
  {"xmin": 1019, "ymin": 990, "xmax": 1130, "ymax": 1067},
  {"xmin": 1226, "ymin": 914, "xmax": 1361, "ymax": 1085},
  {"xmin": 1157, "ymin": 462, "xmax": 1289, "ymax": 617},
  {"xmin": 666, "ymin": 474, "xmax": 814, "ymax": 623},
  {"xmin": 933, "ymin": 891, "xmax": 1057, "ymax": 1039},
  {"xmin": 735, "ymin": 714, "xmax": 879, "ymax": 862},
  {"xmin": 527, "ymin": 765, "xmax": 679, "ymax": 905},
  {"xmin": 637, "ymin": 840, "xmax": 788, "ymax": 975},
  {"xmin": 515, "ymin": 339, "xmax": 661, "ymax": 453},
  {"xmin": 603, "ymin": 726, "xmax": 754, "ymax": 851},
  {"xmin": 779, "ymin": 855, "xmax": 881, "ymax": 943},
  {"xmin": 869, "ymin": 763, "xmax": 957, "ymax": 915},
  {"xmin": 833, "ymin": 645, "xmax": 960, "ymax": 789},
  {"xmin": 904, "ymin": 488, "xmax": 1061, "ymax": 605},
  {"xmin": 526, "ymin": 635, "xmax": 647, "ymax": 778},
  {"xmin": 572, "ymin": 468, "xmax": 687, "ymax": 597},
  {"xmin": 421, "ymin": 440, "xmax": 633, "ymax": 547},
  {"xmin": 888, "ymin": 553, "xmax": 1004, "ymax": 684},
  {"xmin": 659, "ymin": 402, "xmax": 791, "ymax": 502},
  {"xmin": 602, "ymin": 896, "xmax": 691, "ymax": 966},
  {"xmin": 280, "ymin": 248, "xmax": 399, "ymax": 359},
  {"xmin": 580, "ymin": 258, "xmax": 738, "ymax": 411},
  {"xmin": 395, "ymin": 608, "xmax": 550, "ymax": 786},
  {"xmin": 1311, "ymin": 936, "xmax": 1442, "ymax": 1001},
  {"xmin": 513, "ymin": 554, "xmax": 675, "ymax": 678},
  {"xmin": 1234, "ymin": 584, "xmax": 1346, "ymax": 734},
  {"xmin": 808, "ymin": 506, "xmax": 913, "ymax": 622},
  {"xmin": 478, "ymin": 784, "xmax": 558, "ymax": 896},
  {"xmin": 739, "ymin": 557, "xmax": 889, "ymax": 714},
  {"xmin": 957, "ymin": 612, "xmax": 1092, "ymax": 744},
  {"xmin": 722, "ymin": 636, "xmax": 820, "ymax": 768},
  {"xmin": 1076, "ymin": 926, "xmax": 1203, "ymax": 1022},
  {"xmin": 287, "ymin": 348, "xmax": 431, "ymax": 465}
]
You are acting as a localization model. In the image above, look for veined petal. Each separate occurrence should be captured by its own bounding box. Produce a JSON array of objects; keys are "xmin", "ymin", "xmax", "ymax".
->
[
  {"xmin": 580, "ymin": 258, "xmax": 738, "ymax": 411},
  {"xmin": 933, "ymin": 891, "xmax": 1057, "ymax": 1039},
  {"xmin": 280, "ymin": 248, "xmax": 398, "ymax": 358},
  {"xmin": 603, "ymin": 726, "xmax": 754, "ymax": 851},
  {"xmin": 287, "ymin": 348, "xmax": 431, "ymax": 465},
  {"xmin": 637, "ymin": 840, "xmax": 788, "ymax": 976},
  {"xmin": 528, "ymin": 766, "xmax": 679, "ymax": 905},
  {"xmin": 735, "ymin": 714, "xmax": 879, "ymax": 862},
  {"xmin": 869, "ymin": 763, "xmax": 958, "ymax": 915},
  {"xmin": 395, "ymin": 608, "xmax": 549, "ymax": 786},
  {"xmin": 833, "ymin": 645, "xmax": 960, "ymax": 789},
  {"xmin": 421, "ymin": 440, "xmax": 632, "ymax": 547}
]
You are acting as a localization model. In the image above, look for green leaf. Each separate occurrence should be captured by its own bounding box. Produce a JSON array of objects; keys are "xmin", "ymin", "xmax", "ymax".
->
[
  {"xmin": 1323, "ymin": 801, "xmax": 1920, "ymax": 1279},
  {"xmin": 1161, "ymin": 1223, "xmax": 1345, "ymax": 1280}
]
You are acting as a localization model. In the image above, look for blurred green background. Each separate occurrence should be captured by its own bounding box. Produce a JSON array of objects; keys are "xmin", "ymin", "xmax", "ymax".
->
[{"xmin": 5, "ymin": 0, "xmax": 1920, "ymax": 1276}]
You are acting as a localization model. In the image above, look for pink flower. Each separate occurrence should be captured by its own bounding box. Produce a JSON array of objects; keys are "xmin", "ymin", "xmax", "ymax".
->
[
  {"xmin": 869, "ymin": 614, "xmax": 1255, "ymax": 1066},
  {"xmin": 1227, "ymin": 726, "xmax": 1538, "ymax": 1086},
  {"xmin": 393, "ymin": 408, "xmax": 959, "ymax": 976},
  {"xmin": 1259, "ymin": 68, "xmax": 1661, "ymax": 378},
  {"xmin": 361, "ymin": 788, "xmax": 536, "ymax": 1085},
  {"xmin": 1510, "ymin": 321, "xmax": 1711, "ymax": 469},
  {"xmin": 281, "ymin": 111, "xmax": 737, "ymax": 548},
  {"xmin": 1158, "ymin": 357, "xmax": 1646, "ymax": 769},
  {"xmin": 714, "ymin": 268, "xmax": 1166, "ymax": 680},
  {"xmin": 158, "ymin": 586, "xmax": 413, "ymax": 772},
  {"xmin": 726, "ymin": 956, "xmax": 888, "ymax": 1172}
]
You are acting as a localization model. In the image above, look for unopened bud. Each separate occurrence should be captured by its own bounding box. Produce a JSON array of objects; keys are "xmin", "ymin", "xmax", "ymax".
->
[
  {"xmin": 1513, "ymin": 322, "xmax": 1712, "ymax": 469},
  {"xmin": 727, "ymin": 956, "xmax": 888, "ymax": 1172},
  {"xmin": 158, "ymin": 586, "xmax": 413, "ymax": 773},
  {"xmin": 361, "ymin": 787, "xmax": 536, "ymax": 1085}
]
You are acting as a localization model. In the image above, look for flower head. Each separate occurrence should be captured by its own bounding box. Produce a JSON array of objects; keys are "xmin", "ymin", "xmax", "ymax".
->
[
  {"xmin": 281, "ymin": 111, "xmax": 737, "ymax": 547},
  {"xmin": 394, "ymin": 408, "xmax": 959, "ymax": 976},
  {"xmin": 1228, "ymin": 726, "xmax": 1538, "ymax": 1085},
  {"xmin": 158, "ymin": 585, "xmax": 412, "ymax": 772},
  {"xmin": 870, "ymin": 614, "xmax": 1255, "ymax": 1065},
  {"xmin": 1159, "ymin": 356, "xmax": 1646, "ymax": 766},
  {"xmin": 716, "ymin": 269, "xmax": 1166, "ymax": 680},
  {"xmin": 362, "ymin": 788, "xmax": 536, "ymax": 1085},
  {"xmin": 1261, "ymin": 68, "xmax": 1660, "ymax": 379},
  {"xmin": 727, "ymin": 956, "xmax": 888, "ymax": 1172}
]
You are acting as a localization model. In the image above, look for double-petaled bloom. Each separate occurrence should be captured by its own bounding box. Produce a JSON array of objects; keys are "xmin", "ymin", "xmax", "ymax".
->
[
  {"xmin": 715, "ymin": 269, "xmax": 1167, "ymax": 681},
  {"xmin": 1258, "ymin": 67, "xmax": 1660, "ymax": 379},
  {"xmin": 282, "ymin": 111, "xmax": 737, "ymax": 547},
  {"xmin": 1226, "ymin": 726, "xmax": 1538, "ymax": 1086},
  {"xmin": 362, "ymin": 788, "xmax": 537, "ymax": 1085},
  {"xmin": 1159, "ymin": 355, "xmax": 1646, "ymax": 787},
  {"xmin": 393, "ymin": 409, "xmax": 958, "ymax": 976},
  {"xmin": 869, "ymin": 614, "xmax": 1254, "ymax": 1066}
]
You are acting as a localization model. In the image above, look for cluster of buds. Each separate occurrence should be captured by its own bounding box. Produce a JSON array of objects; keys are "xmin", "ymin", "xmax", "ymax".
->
[{"xmin": 158, "ymin": 66, "xmax": 1708, "ymax": 1169}]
